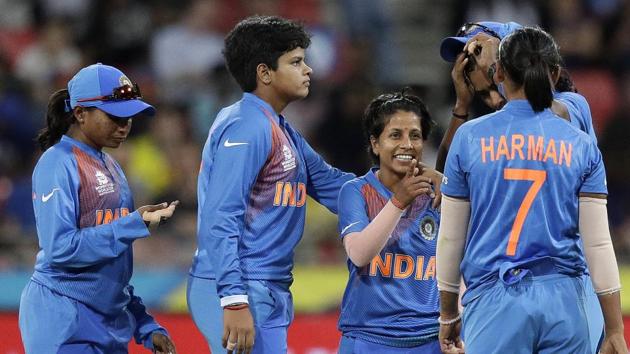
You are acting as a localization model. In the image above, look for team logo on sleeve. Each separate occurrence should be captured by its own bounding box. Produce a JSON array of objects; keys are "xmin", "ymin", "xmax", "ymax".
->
[
  {"xmin": 95, "ymin": 170, "xmax": 115, "ymax": 196},
  {"xmin": 419, "ymin": 215, "xmax": 437, "ymax": 241}
]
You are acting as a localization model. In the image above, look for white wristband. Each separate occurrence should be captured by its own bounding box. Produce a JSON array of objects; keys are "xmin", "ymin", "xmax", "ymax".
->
[{"xmin": 438, "ymin": 313, "xmax": 461, "ymax": 325}]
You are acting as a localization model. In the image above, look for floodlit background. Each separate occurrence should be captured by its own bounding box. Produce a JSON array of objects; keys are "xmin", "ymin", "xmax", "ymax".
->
[{"xmin": 1, "ymin": 0, "xmax": 629, "ymax": 353}]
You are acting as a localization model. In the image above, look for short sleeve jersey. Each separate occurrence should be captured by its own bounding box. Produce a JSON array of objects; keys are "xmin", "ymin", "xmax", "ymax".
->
[{"xmin": 442, "ymin": 100, "xmax": 607, "ymax": 304}]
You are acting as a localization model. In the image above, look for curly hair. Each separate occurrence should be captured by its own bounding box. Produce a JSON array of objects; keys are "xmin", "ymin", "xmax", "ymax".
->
[{"xmin": 223, "ymin": 16, "xmax": 311, "ymax": 92}]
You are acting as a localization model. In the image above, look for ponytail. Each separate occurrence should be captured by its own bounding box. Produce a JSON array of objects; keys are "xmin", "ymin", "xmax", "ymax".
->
[
  {"xmin": 523, "ymin": 55, "xmax": 553, "ymax": 112},
  {"xmin": 36, "ymin": 89, "xmax": 75, "ymax": 151},
  {"xmin": 499, "ymin": 27, "xmax": 561, "ymax": 113}
]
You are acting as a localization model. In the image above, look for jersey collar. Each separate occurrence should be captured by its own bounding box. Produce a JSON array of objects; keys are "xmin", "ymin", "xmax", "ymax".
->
[
  {"xmin": 365, "ymin": 167, "xmax": 394, "ymax": 199},
  {"xmin": 61, "ymin": 135, "xmax": 104, "ymax": 159},
  {"xmin": 242, "ymin": 92, "xmax": 281, "ymax": 125},
  {"xmin": 503, "ymin": 99, "xmax": 550, "ymax": 115}
]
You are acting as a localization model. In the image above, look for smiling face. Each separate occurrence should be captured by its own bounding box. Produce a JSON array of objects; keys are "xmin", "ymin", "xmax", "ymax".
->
[
  {"xmin": 72, "ymin": 107, "xmax": 132, "ymax": 149},
  {"xmin": 269, "ymin": 47, "xmax": 312, "ymax": 103},
  {"xmin": 371, "ymin": 110, "xmax": 423, "ymax": 178}
]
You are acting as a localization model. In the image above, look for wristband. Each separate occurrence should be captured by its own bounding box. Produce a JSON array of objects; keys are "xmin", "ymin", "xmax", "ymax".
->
[
  {"xmin": 438, "ymin": 313, "xmax": 461, "ymax": 325},
  {"xmin": 390, "ymin": 196, "xmax": 406, "ymax": 211},
  {"xmin": 452, "ymin": 110, "xmax": 469, "ymax": 120},
  {"xmin": 224, "ymin": 304, "xmax": 249, "ymax": 311}
]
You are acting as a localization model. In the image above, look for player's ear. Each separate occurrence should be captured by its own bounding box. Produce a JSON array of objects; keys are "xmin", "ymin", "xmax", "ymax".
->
[
  {"xmin": 370, "ymin": 135, "xmax": 379, "ymax": 157},
  {"xmin": 257, "ymin": 63, "xmax": 272, "ymax": 85},
  {"xmin": 550, "ymin": 65, "xmax": 561, "ymax": 86},
  {"xmin": 495, "ymin": 62, "xmax": 506, "ymax": 84}
]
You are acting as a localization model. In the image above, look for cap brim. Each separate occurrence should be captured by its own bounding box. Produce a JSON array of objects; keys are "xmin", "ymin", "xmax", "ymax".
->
[
  {"xmin": 97, "ymin": 100, "xmax": 156, "ymax": 118},
  {"xmin": 440, "ymin": 36, "xmax": 468, "ymax": 62}
]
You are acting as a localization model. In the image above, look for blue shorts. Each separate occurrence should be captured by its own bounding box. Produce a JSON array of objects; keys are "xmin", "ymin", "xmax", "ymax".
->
[
  {"xmin": 338, "ymin": 335, "xmax": 441, "ymax": 354},
  {"xmin": 463, "ymin": 273, "xmax": 593, "ymax": 354},
  {"xmin": 19, "ymin": 280, "xmax": 134, "ymax": 354},
  {"xmin": 187, "ymin": 276, "xmax": 293, "ymax": 354},
  {"xmin": 583, "ymin": 274, "xmax": 605, "ymax": 353}
]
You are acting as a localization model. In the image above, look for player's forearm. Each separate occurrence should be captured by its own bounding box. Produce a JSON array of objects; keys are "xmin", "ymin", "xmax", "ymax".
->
[
  {"xmin": 579, "ymin": 197, "xmax": 621, "ymax": 294},
  {"xmin": 599, "ymin": 291, "xmax": 624, "ymax": 335},
  {"xmin": 46, "ymin": 211, "xmax": 148, "ymax": 267},
  {"xmin": 436, "ymin": 196, "xmax": 470, "ymax": 293},
  {"xmin": 439, "ymin": 291, "xmax": 460, "ymax": 318},
  {"xmin": 343, "ymin": 201, "xmax": 403, "ymax": 267},
  {"xmin": 436, "ymin": 115, "xmax": 467, "ymax": 173}
]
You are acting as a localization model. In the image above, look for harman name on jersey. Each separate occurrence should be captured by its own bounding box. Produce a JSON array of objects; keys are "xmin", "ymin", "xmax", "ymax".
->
[{"xmin": 441, "ymin": 99, "xmax": 607, "ymax": 305}]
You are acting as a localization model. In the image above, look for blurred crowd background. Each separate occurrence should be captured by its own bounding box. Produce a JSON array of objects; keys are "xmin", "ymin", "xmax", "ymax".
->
[{"xmin": 1, "ymin": 0, "xmax": 629, "ymax": 310}]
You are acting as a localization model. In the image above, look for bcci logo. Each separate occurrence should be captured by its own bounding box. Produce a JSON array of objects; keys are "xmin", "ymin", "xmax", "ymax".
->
[{"xmin": 419, "ymin": 215, "xmax": 437, "ymax": 241}]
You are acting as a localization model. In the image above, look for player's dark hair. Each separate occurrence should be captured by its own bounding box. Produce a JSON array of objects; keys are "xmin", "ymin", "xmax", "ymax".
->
[
  {"xmin": 555, "ymin": 68, "xmax": 578, "ymax": 93},
  {"xmin": 363, "ymin": 88, "xmax": 433, "ymax": 164},
  {"xmin": 499, "ymin": 27, "xmax": 562, "ymax": 112},
  {"xmin": 36, "ymin": 89, "xmax": 76, "ymax": 151},
  {"xmin": 223, "ymin": 15, "xmax": 311, "ymax": 92}
]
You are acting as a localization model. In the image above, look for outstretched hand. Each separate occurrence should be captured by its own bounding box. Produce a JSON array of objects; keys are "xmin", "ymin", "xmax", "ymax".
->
[
  {"xmin": 392, "ymin": 159, "xmax": 434, "ymax": 209},
  {"xmin": 138, "ymin": 200, "xmax": 180, "ymax": 228}
]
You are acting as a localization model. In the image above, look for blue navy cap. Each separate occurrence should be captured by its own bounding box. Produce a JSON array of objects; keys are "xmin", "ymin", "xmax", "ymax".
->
[
  {"xmin": 67, "ymin": 63, "xmax": 155, "ymax": 118},
  {"xmin": 440, "ymin": 21, "xmax": 523, "ymax": 62}
]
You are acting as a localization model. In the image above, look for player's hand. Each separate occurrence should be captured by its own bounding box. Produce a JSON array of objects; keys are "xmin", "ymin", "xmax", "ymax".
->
[
  {"xmin": 599, "ymin": 330, "xmax": 628, "ymax": 354},
  {"xmin": 138, "ymin": 201, "xmax": 179, "ymax": 228},
  {"xmin": 451, "ymin": 52, "xmax": 473, "ymax": 115},
  {"xmin": 439, "ymin": 320, "xmax": 465, "ymax": 354},
  {"xmin": 464, "ymin": 34, "xmax": 500, "ymax": 85},
  {"xmin": 418, "ymin": 162, "xmax": 443, "ymax": 209},
  {"xmin": 223, "ymin": 306, "xmax": 255, "ymax": 354},
  {"xmin": 152, "ymin": 332, "xmax": 177, "ymax": 354},
  {"xmin": 393, "ymin": 159, "xmax": 434, "ymax": 208}
]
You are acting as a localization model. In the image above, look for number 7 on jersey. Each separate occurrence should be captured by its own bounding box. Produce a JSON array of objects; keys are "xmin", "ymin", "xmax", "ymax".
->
[{"xmin": 503, "ymin": 168, "xmax": 547, "ymax": 256}]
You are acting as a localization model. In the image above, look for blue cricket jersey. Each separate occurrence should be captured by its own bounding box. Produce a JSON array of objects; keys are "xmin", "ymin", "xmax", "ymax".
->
[
  {"xmin": 554, "ymin": 91, "xmax": 597, "ymax": 141},
  {"xmin": 337, "ymin": 169, "xmax": 440, "ymax": 347},
  {"xmin": 442, "ymin": 99, "xmax": 607, "ymax": 305},
  {"xmin": 191, "ymin": 93, "xmax": 353, "ymax": 300},
  {"xmin": 30, "ymin": 135, "xmax": 164, "ymax": 341}
]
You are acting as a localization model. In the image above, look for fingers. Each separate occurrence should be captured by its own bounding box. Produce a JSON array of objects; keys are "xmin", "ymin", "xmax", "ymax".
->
[
  {"xmin": 225, "ymin": 331, "xmax": 237, "ymax": 354},
  {"xmin": 221, "ymin": 325, "xmax": 229, "ymax": 350},
  {"xmin": 244, "ymin": 330, "xmax": 255, "ymax": 354},
  {"xmin": 432, "ymin": 182, "xmax": 442, "ymax": 209},
  {"xmin": 141, "ymin": 202, "xmax": 168, "ymax": 213},
  {"xmin": 405, "ymin": 158, "xmax": 416, "ymax": 178},
  {"xmin": 225, "ymin": 331, "xmax": 254, "ymax": 354}
]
